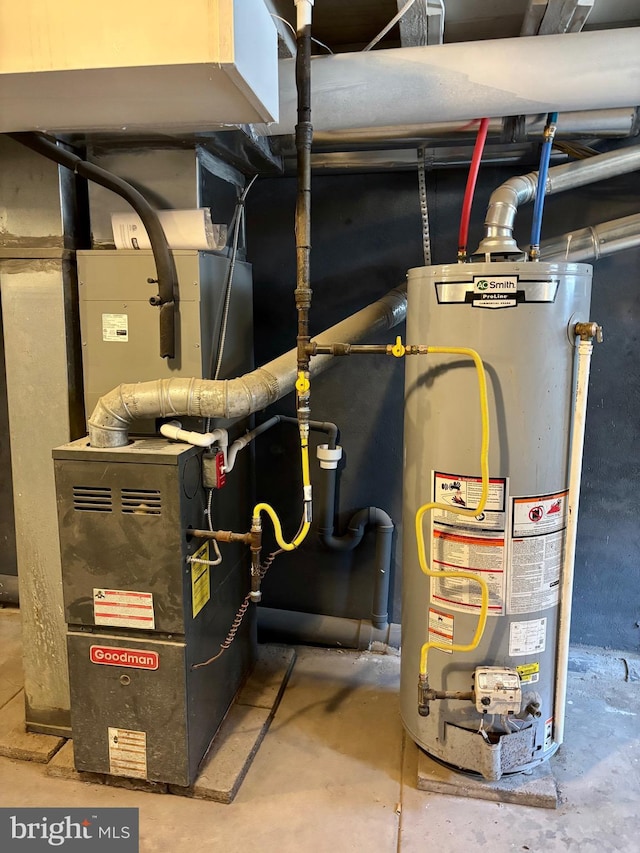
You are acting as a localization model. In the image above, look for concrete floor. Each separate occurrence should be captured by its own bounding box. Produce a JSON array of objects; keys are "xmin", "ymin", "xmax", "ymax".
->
[{"xmin": 1, "ymin": 606, "xmax": 639, "ymax": 852}]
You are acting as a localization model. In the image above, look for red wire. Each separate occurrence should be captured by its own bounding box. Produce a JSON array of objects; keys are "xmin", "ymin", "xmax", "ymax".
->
[{"xmin": 458, "ymin": 117, "xmax": 490, "ymax": 258}]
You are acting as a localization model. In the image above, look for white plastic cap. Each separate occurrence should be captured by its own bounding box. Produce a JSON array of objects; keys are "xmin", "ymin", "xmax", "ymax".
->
[{"xmin": 317, "ymin": 444, "xmax": 343, "ymax": 470}]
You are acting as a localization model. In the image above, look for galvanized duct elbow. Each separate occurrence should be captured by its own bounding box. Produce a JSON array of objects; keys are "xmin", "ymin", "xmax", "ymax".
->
[
  {"xmin": 476, "ymin": 174, "xmax": 538, "ymax": 256},
  {"xmin": 476, "ymin": 145, "xmax": 640, "ymax": 256},
  {"xmin": 88, "ymin": 371, "xmax": 280, "ymax": 448},
  {"xmin": 88, "ymin": 285, "xmax": 408, "ymax": 448}
]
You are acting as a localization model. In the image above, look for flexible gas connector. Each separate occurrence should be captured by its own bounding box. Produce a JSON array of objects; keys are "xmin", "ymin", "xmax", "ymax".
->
[
  {"xmin": 415, "ymin": 347, "xmax": 491, "ymax": 683},
  {"xmin": 252, "ymin": 438, "xmax": 312, "ymax": 552}
]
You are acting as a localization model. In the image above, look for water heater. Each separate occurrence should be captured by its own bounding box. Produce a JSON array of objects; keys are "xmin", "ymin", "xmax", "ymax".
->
[{"xmin": 401, "ymin": 261, "xmax": 592, "ymax": 780}]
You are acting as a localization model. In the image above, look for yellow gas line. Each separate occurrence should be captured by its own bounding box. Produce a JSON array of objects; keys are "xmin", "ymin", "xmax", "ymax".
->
[{"xmin": 414, "ymin": 346, "xmax": 491, "ymax": 677}]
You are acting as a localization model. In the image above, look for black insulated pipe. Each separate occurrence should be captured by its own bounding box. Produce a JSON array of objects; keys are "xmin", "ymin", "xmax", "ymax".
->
[
  {"xmin": 7, "ymin": 132, "xmax": 179, "ymax": 359},
  {"xmin": 318, "ymin": 466, "xmax": 394, "ymax": 630},
  {"xmin": 294, "ymin": 22, "xmax": 313, "ymax": 377}
]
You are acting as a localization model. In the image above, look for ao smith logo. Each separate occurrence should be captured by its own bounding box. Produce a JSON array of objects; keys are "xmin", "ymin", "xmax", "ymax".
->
[
  {"xmin": 475, "ymin": 279, "xmax": 517, "ymax": 290},
  {"xmin": 9, "ymin": 815, "xmax": 132, "ymax": 846},
  {"xmin": 90, "ymin": 645, "xmax": 159, "ymax": 670}
]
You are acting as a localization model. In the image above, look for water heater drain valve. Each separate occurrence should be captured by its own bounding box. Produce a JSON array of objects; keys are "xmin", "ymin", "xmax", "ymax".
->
[{"xmin": 474, "ymin": 667, "xmax": 522, "ymax": 715}]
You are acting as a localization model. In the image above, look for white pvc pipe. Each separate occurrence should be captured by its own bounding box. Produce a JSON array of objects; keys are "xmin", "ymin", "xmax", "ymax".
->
[
  {"xmin": 159, "ymin": 421, "xmax": 226, "ymax": 448},
  {"xmin": 294, "ymin": 0, "xmax": 313, "ymax": 30},
  {"xmin": 554, "ymin": 338, "xmax": 594, "ymax": 747},
  {"xmin": 273, "ymin": 28, "xmax": 640, "ymax": 135}
]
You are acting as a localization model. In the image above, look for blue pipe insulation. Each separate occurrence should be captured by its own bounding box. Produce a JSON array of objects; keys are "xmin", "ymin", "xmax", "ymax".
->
[{"xmin": 530, "ymin": 112, "xmax": 559, "ymax": 257}]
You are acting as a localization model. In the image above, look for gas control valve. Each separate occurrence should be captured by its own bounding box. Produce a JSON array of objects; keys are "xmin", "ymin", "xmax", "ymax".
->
[{"xmin": 474, "ymin": 666, "xmax": 522, "ymax": 715}]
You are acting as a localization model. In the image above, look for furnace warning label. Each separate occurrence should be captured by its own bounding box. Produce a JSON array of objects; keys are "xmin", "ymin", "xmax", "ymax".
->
[
  {"xmin": 108, "ymin": 727, "xmax": 147, "ymax": 779},
  {"xmin": 102, "ymin": 313, "xmax": 129, "ymax": 342},
  {"xmin": 431, "ymin": 471, "xmax": 507, "ymax": 615},
  {"xmin": 509, "ymin": 617, "xmax": 547, "ymax": 656},
  {"xmin": 428, "ymin": 608, "xmax": 454, "ymax": 654},
  {"xmin": 93, "ymin": 588, "xmax": 155, "ymax": 630},
  {"xmin": 191, "ymin": 543, "xmax": 211, "ymax": 618},
  {"xmin": 433, "ymin": 472, "xmax": 506, "ymax": 532}
]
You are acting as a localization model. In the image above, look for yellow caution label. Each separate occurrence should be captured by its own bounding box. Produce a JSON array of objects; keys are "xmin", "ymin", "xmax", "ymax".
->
[
  {"xmin": 191, "ymin": 543, "xmax": 211, "ymax": 618},
  {"xmin": 516, "ymin": 662, "xmax": 540, "ymax": 684}
]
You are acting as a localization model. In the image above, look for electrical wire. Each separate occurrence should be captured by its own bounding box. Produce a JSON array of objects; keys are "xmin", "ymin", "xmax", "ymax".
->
[
  {"xmin": 204, "ymin": 488, "xmax": 223, "ymax": 564},
  {"xmin": 270, "ymin": 14, "xmax": 333, "ymax": 53},
  {"xmin": 190, "ymin": 536, "xmax": 295, "ymax": 670},
  {"xmin": 363, "ymin": 0, "xmax": 418, "ymax": 51},
  {"xmin": 192, "ymin": 593, "xmax": 252, "ymax": 669},
  {"xmin": 553, "ymin": 140, "xmax": 599, "ymax": 160},
  {"xmin": 529, "ymin": 112, "xmax": 559, "ymax": 259},
  {"xmin": 311, "ymin": 36, "xmax": 334, "ymax": 54},
  {"xmin": 415, "ymin": 347, "xmax": 490, "ymax": 678},
  {"xmin": 203, "ymin": 174, "xmax": 259, "ymax": 534},
  {"xmin": 458, "ymin": 117, "xmax": 490, "ymax": 260},
  {"xmin": 209, "ymin": 175, "xmax": 259, "ymax": 386}
]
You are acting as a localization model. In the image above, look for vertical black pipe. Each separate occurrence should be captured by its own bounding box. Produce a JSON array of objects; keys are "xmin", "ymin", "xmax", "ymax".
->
[{"xmin": 294, "ymin": 23, "xmax": 313, "ymax": 381}]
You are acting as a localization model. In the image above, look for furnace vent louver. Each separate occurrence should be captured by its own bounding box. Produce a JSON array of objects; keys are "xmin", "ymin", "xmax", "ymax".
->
[
  {"xmin": 73, "ymin": 486, "xmax": 113, "ymax": 512},
  {"xmin": 121, "ymin": 488, "xmax": 162, "ymax": 515}
]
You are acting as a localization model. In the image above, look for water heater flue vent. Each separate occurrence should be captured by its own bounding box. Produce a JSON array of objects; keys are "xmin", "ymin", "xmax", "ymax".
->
[
  {"xmin": 73, "ymin": 486, "xmax": 113, "ymax": 512},
  {"xmin": 121, "ymin": 488, "xmax": 162, "ymax": 516}
]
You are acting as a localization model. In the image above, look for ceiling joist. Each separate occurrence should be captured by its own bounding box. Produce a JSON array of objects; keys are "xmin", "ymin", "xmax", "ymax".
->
[{"xmin": 521, "ymin": 0, "xmax": 595, "ymax": 36}]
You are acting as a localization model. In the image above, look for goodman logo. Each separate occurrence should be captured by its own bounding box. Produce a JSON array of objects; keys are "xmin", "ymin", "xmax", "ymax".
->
[
  {"xmin": 90, "ymin": 645, "xmax": 158, "ymax": 670},
  {"xmin": 1, "ymin": 808, "xmax": 138, "ymax": 850}
]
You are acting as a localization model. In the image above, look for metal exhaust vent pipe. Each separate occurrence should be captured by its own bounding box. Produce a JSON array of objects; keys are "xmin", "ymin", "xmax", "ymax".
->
[
  {"xmin": 476, "ymin": 145, "xmax": 640, "ymax": 256},
  {"xmin": 540, "ymin": 212, "xmax": 640, "ymax": 262},
  {"xmin": 88, "ymin": 286, "xmax": 407, "ymax": 447}
]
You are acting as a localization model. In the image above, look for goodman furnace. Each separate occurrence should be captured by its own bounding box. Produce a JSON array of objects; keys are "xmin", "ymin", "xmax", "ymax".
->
[{"xmin": 54, "ymin": 437, "xmax": 255, "ymax": 786}]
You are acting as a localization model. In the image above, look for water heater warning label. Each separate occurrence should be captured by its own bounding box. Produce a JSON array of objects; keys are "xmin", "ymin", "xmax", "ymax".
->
[
  {"xmin": 509, "ymin": 617, "xmax": 547, "ymax": 656},
  {"xmin": 433, "ymin": 472, "xmax": 506, "ymax": 532},
  {"xmin": 508, "ymin": 492, "xmax": 567, "ymax": 614},
  {"xmin": 512, "ymin": 491, "xmax": 568, "ymax": 537},
  {"xmin": 428, "ymin": 608, "xmax": 454, "ymax": 654},
  {"xmin": 430, "ymin": 472, "xmax": 508, "ymax": 616}
]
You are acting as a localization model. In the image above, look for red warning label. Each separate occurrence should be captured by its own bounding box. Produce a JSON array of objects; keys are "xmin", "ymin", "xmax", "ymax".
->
[
  {"xmin": 90, "ymin": 645, "xmax": 159, "ymax": 670},
  {"xmin": 512, "ymin": 491, "xmax": 568, "ymax": 537},
  {"xmin": 428, "ymin": 608, "xmax": 454, "ymax": 654},
  {"xmin": 93, "ymin": 588, "xmax": 155, "ymax": 630}
]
